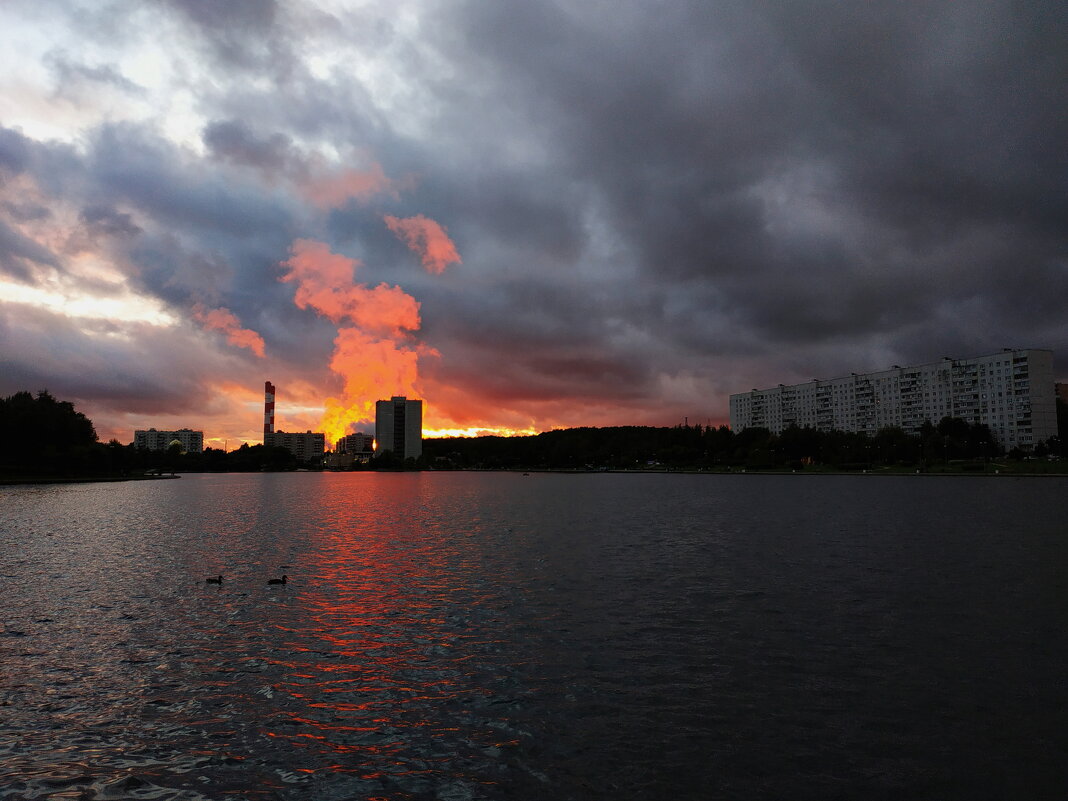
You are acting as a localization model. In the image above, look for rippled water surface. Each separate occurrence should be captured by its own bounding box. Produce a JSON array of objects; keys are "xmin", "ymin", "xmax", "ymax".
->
[{"xmin": 2, "ymin": 472, "xmax": 1067, "ymax": 799}]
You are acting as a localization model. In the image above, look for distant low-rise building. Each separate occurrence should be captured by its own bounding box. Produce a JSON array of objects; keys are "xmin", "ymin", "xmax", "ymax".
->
[
  {"xmin": 326, "ymin": 432, "xmax": 375, "ymax": 469},
  {"xmin": 337, "ymin": 432, "xmax": 375, "ymax": 456},
  {"xmin": 265, "ymin": 430, "xmax": 325, "ymax": 463},
  {"xmin": 134, "ymin": 428, "xmax": 204, "ymax": 453},
  {"xmin": 375, "ymin": 396, "xmax": 423, "ymax": 460},
  {"xmin": 729, "ymin": 349, "xmax": 1057, "ymax": 450},
  {"xmin": 336, "ymin": 432, "xmax": 374, "ymax": 454}
]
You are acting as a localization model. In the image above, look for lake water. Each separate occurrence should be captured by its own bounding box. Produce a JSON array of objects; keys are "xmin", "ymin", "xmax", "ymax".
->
[{"xmin": 2, "ymin": 472, "xmax": 1067, "ymax": 800}]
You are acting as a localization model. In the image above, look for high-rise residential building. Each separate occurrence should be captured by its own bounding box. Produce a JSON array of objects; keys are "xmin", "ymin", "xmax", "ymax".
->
[
  {"xmin": 133, "ymin": 428, "xmax": 204, "ymax": 453},
  {"xmin": 264, "ymin": 430, "xmax": 326, "ymax": 463},
  {"xmin": 729, "ymin": 349, "xmax": 1056, "ymax": 449},
  {"xmin": 375, "ymin": 396, "xmax": 423, "ymax": 460}
]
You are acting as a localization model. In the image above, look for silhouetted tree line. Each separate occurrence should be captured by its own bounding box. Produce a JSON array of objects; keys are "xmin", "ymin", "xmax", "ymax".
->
[
  {"xmin": 425, "ymin": 413, "xmax": 1068, "ymax": 471},
  {"xmin": 119, "ymin": 442, "xmax": 308, "ymax": 474},
  {"xmin": 147, "ymin": 443, "xmax": 303, "ymax": 473}
]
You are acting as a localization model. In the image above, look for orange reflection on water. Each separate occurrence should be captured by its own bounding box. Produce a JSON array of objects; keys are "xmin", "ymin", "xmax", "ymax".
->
[{"xmin": 256, "ymin": 475, "xmax": 508, "ymax": 781}]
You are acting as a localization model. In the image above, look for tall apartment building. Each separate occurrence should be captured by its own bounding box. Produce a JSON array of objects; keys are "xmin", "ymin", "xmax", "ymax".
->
[
  {"xmin": 133, "ymin": 428, "xmax": 204, "ymax": 453},
  {"xmin": 264, "ymin": 430, "xmax": 326, "ymax": 463},
  {"xmin": 375, "ymin": 396, "xmax": 423, "ymax": 460},
  {"xmin": 729, "ymin": 349, "xmax": 1056, "ymax": 449}
]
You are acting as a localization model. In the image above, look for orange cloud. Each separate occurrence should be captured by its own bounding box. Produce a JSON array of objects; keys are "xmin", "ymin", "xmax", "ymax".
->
[
  {"xmin": 280, "ymin": 239, "xmax": 420, "ymax": 336},
  {"xmin": 384, "ymin": 214, "xmax": 462, "ymax": 274},
  {"xmin": 301, "ymin": 163, "xmax": 399, "ymax": 209},
  {"xmin": 280, "ymin": 239, "xmax": 427, "ymax": 446},
  {"xmin": 318, "ymin": 328, "xmax": 426, "ymax": 445},
  {"xmin": 192, "ymin": 304, "xmax": 265, "ymax": 357}
]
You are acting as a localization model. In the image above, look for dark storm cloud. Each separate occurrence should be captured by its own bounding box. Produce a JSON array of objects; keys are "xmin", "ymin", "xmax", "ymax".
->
[
  {"xmin": 0, "ymin": 124, "xmax": 88, "ymax": 199},
  {"xmin": 74, "ymin": 122, "xmax": 308, "ymax": 322},
  {"xmin": 0, "ymin": 127, "xmax": 33, "ymax": 176},
  {"xmin": 202, "ymin": 119, "xmax": 296, "ymax": 173},
  {"xmin": 426, "ymin": 346, "xmax": 651, "ymax": 406},
  {"xmin": 79, "ymin": 204, "xmax": 142, "ymax": 239},
  {"xmin": 2, "ymin": 200, "xmax": 52, "ymax": 223},
  {"xmin": 163, "ymin": 0, "xmax": 297, "ymax": 77},
  {"xmin": 165, "ymin": 0, "xmax": 278, "ymax": 32},
  {"xmin": 411, "ymin": 0, "xmax": 1068, "ymax": 391},
  {"xmin": 415, "ymin": 274, "xmax": 664, "ymax": 408},
  {"xmin": 87, "ymin": 124, "xmax": 292, "ymax": 238}
]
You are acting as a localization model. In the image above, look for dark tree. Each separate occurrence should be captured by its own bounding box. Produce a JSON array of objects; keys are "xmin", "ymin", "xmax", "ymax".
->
[{"xmin": 0, "ymin": 390, "xmax": 98, "ymax": 475}]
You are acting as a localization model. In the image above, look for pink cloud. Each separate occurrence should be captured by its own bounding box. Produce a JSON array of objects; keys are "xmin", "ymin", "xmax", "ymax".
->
[
  {"xmin": 383, "ymin": 213, "xmax": 462, "ymax": 274},
  {"xmin": 192, "ymin": 304, "xmax": 265, "ymax": 357},
  {"xmin": 301, "ymin": 163, "xmax": 399, "ymax": 209}
]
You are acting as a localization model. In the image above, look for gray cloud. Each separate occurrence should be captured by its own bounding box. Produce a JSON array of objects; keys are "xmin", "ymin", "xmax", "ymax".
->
[
  {"xmin": 203, "ymin": 119, "xmax": 296, "ymax": 173},
  {"xmin": 2, "ymin": 200, "xmax": 53, "ymax": 223},
  {"xmin": 0, "ymin": 128, "xmax": 32, "ymax": 176},
  {"xmin": 0, "ymin": 218, "xmax": 60, "ymax": 281},
  {"xmin": 163, "ymin": 0, "xmax": 297, "ymax": 78},
  {"xmin": 46, "ymin": 50, "xmax": 146, "ymax": 98},
  {"xmin": 79, "ymin": 204, "xmax": 142, "ymax": 239}
]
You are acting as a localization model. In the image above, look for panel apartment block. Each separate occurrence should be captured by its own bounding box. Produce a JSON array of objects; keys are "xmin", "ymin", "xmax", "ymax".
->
[
  {"xmin": 133, "ymin": 428, "xmax": 204, "ymax": 453},
  {"xmin": 729, "ymin": 349, "xmax": 1056, "ymax": 449},
  {"xmin": 264, "ymin": 430, "xmax": 326, "ymax": 463}
]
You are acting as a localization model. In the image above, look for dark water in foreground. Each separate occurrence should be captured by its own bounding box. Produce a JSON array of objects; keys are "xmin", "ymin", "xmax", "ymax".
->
[{"xmin": 1, "ymin": 472, "xmax": 1067, "ymax": 800}]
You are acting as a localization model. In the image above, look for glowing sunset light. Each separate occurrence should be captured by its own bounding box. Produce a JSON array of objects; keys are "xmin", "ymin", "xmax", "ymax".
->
[
  {"xmin": 280, "ymin": 239, "xmax": 430, "ymax": 446},
  {"xmin": 0, "ymin": 279, "xmax": 177, "ymax": 327},
  {"xmin": 422, "ymin": 426, "xmax": 538, "ymax": 439}
]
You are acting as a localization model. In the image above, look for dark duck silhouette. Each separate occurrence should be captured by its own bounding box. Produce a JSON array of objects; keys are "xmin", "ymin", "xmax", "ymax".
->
[
  {"xmin": 205, "ymin": 575, "xmax": 223, "ymax": 584},
  {"xmin": 267, "ymin": 575, "xmax": 287, "ymax": 585}
]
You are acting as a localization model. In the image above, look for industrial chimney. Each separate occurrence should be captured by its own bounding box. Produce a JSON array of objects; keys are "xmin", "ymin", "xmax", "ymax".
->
[{"xmin": 264, "ymin": 381, "xmax": 275, "ymax": 439}]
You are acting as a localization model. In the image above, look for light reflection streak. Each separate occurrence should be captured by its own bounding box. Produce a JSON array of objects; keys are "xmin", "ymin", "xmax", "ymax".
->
[{"xmin": 248, "ymin": 476, "xmax": 517, "ymax": 783}]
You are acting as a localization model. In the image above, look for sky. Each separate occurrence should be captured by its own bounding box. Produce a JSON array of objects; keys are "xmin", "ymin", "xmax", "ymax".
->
[{"xmin": 1, "ymin": 1, "xmax": 1066, "ymax": 448}]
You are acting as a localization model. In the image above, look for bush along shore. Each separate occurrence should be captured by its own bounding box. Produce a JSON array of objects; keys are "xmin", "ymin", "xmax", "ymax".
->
[{"xmin": 420, "ymin": 417, "xmax": 1067, "ymax": 473}]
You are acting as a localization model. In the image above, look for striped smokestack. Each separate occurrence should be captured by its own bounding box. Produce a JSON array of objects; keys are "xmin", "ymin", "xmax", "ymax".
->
[{"xmin": 264, "ymin": 381, "xmax": 275, "ymax": 438}]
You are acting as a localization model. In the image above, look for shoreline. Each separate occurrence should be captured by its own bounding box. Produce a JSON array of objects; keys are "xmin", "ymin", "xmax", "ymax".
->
[
  {"xmin": 0, "ymin": 474, "xmax": 181, "ymax": 486},
  {"xmin": 4, "ymin": 470, "xmax": 1066, "ymax": 485},
  {"xmin": 508, "ymin": 468, "xmax": 1068, "ymax": 477}
]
